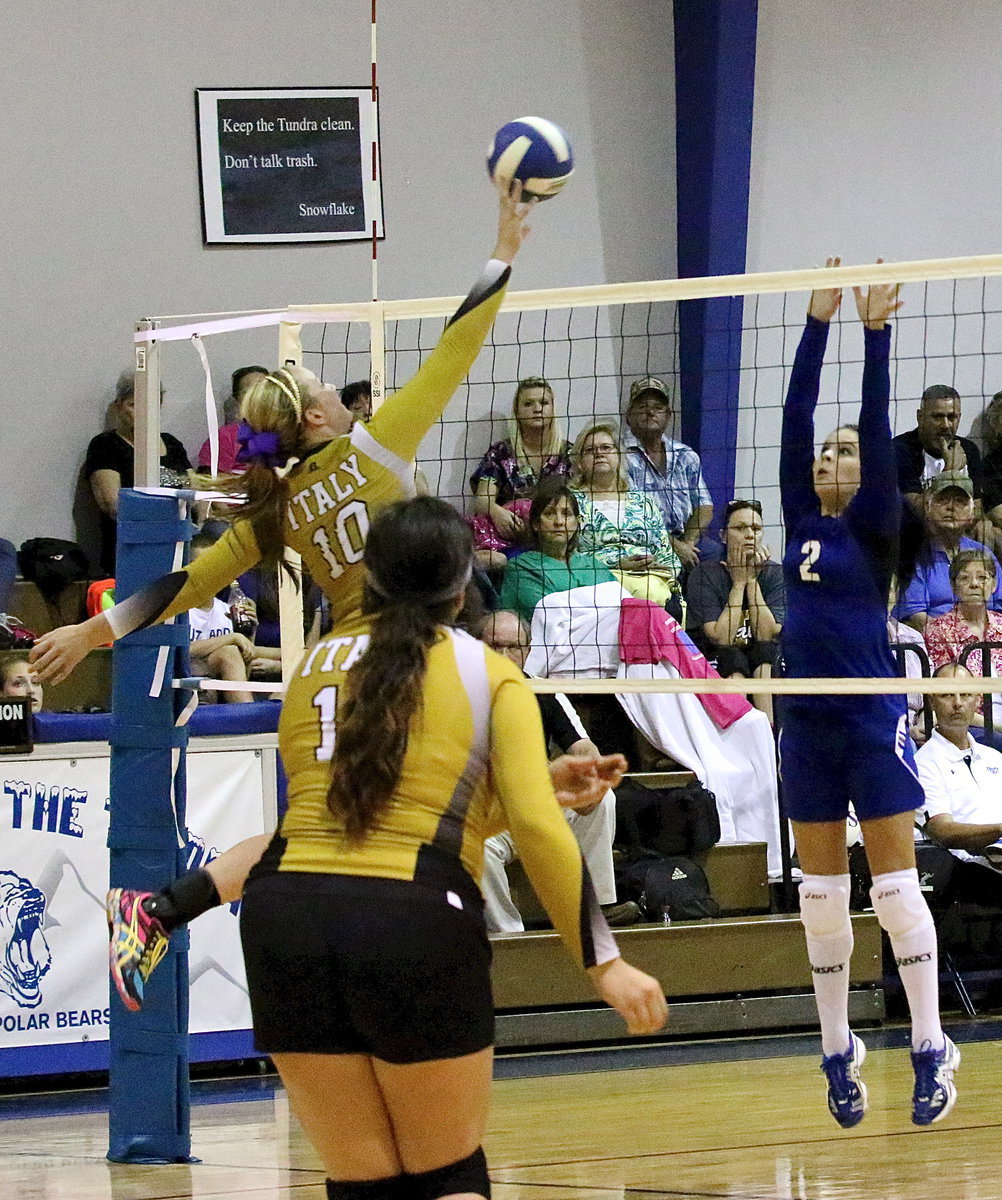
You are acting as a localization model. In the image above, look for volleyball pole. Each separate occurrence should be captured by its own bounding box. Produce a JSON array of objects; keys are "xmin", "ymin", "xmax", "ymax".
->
[{"xmin": 107, "ymin": 324, "xmax": 196, "ymax": 1162}]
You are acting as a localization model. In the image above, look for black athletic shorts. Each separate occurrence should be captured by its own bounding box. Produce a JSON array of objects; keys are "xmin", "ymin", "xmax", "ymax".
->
[{"xmin": 239, "ymin": 870, "xmax": 494, "ymax": 1063}]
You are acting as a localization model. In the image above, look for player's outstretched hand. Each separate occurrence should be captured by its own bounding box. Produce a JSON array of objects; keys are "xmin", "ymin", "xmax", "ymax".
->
[
  {"xmin": 587, "ymin": 957, "xmax": 668, "ymax": 1036},
  {"xmin": 492, "ymin": 176, "xmax": 537, "ymax": 265},
  {"xmin": 853, "ymin": 259, "xmax": 903, "ymax": 329},
  {"xmin": 30, "ymin": 616, "xmax": 110, "ymax": 685},
  {"xmin": 549, "ymin": 752, "xmax": 628, "ymax": 810},
  {"xmin": 807, "ymin": 256, "xmax": 844, "ymax": 323}
]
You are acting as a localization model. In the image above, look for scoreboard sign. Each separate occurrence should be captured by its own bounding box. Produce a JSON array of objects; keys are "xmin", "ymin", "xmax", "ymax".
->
[{"xmin": 0, "ymin": 698, "xmax": 32, "ymax": 755}]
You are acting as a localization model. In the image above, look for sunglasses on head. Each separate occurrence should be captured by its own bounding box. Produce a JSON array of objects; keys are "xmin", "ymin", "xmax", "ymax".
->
[{"xmin": 724, "ymin": 498, "xmax": 762, "ymax": 519}]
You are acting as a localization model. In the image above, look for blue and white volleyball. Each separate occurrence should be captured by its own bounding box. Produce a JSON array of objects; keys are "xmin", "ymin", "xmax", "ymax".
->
[{"xmin": 486, "ymin": 117, "xmax": 574, "ymax": 201}]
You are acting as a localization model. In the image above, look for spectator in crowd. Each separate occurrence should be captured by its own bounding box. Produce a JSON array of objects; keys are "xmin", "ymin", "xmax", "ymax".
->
[
  {"xmin": 470, "ymin": 376, "xmax": 571, "ymax": 569},
  {"xmin": 339, "ymin": 378, "xmax": 373, "ymax": 424},
  {"xmin": 186, "ymin": 532, "xmax": 279, "ymax": 702},
  {"xmin": 685, "ymin": 498, "xmax": 784, "ymax": 721},
  {"xmin": 480, "ymin": 609, "xmax": 640, "ymax": 930},
  {"xmin": 0, "ymin": 539, "xmax": 15, "ymax": 613},
  {"xmin": 84, "ymin": 371, "xmax": 192, "ymax": 574},
  {"xmin": 197, "ymin": 365, "xmax": 269, "ymax": 475},
  {"xmin": 623, "ymin": 376, "xmax": 713, "ymax": 569},
  {"xmin": 893, "ymin": 384, "xmax": 984, "ymax": 513},
  {"xmin": 499, "ymin": 480, "xmax": 616, "ymax": 625},
  {"xmin": 924, "ymin": 548, "xmax": 1002, "ymax": 740},
  {"xmin": 897, "ymin": 471, "xmax": 1002, "ymax": 630},
  {"xmin": 916, "ymin": 662, "xmax": 1002, "ymax": 903},
  {"xmin": 978, "ymin": 388, "xmax": 1002, "ymax": 554},
  {"xmin": 341, "ymin": 378, "xmax": 429, "ymax": 495},
  {"xmin": 570, "ymin": 422, "xmax": 682, "ymax": 614},
  {"xmin": 0, "ymin": 655, "xmax": 43, "ymax": 712}
]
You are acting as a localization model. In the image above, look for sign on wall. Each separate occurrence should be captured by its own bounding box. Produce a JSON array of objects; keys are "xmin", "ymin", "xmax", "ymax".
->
[
  {"xmin": 0, "ymin": 749, "xmax": 268, "ymax": 1052},
  {"xmin": 196, "ymin": 87, "xmax": 383, "ymax": 244}
]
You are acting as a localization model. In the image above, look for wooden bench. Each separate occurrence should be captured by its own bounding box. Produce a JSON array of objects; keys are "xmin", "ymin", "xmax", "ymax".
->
[{"xmin": 6, "ymin": 578, "xmax": 89, "ymax": 634}]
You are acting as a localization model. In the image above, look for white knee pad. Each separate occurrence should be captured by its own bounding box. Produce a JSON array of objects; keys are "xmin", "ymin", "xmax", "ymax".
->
[
  {"xmin": 799, "ymin": 874, "xmax": 853, "ymax": 965},
  {"xmin": 869, "ymin": 869, "xmax": 934, "ymax": 941}
]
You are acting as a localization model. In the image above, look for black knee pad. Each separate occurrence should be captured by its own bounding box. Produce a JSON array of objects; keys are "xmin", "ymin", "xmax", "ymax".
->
[
  {"xmin": 408, "ymin": 1146, "xmax": 491, "ymax": 1200},
  {"xmin": 326, "ymin": 1174, "xmax": 408, "ymax": 1200}
]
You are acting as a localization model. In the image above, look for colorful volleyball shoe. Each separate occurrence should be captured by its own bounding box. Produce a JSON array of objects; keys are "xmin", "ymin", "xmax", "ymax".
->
[
  {"xmin": 911, "ymin": 1036, "xmax": 960, "ymax": 1126},
  {"xmin": 106, "ymin": 888, "xmax": 170, "ymax": 1013},
  {"xmin": 820, "ymin": 1033, "xmax": 868, "ymax": 1128}
]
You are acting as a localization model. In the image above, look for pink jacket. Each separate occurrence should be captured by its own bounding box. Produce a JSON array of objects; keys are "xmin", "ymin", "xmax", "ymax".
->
[{"xmin": 618, "ymin": 598, "xmax": 753, "ymax": 730}]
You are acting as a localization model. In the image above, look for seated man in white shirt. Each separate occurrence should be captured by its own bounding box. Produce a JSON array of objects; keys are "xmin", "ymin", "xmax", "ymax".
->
[
  {"xmin": 480, "ymin": 610, "xmax": 639, "ymax": 929},
  {"xmin": 915, "ymin": 661, "xmax": 1002, "ymax": 904}
]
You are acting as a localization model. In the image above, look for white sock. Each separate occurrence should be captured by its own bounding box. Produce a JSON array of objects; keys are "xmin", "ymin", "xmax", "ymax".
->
[
  {"xmin": 870, "ymin": 869, "xmax": 944, "ymax": 1052},
  {"xmin": 799, "ymin": 874, "xmax": 854, "ymax": 1057}
]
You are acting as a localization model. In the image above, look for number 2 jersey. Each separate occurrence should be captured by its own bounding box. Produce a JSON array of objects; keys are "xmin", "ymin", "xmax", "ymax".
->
[
  {"xmin": 779, "ymin": 316, "xmax": 904, "ymax": 710},
  {"xmin": 104, "ymin": 260, "xmax": 510, "ymax": 638},
  {"xmin": 258, "ymin": 622, "xmax": 618, "ymax": 972}
]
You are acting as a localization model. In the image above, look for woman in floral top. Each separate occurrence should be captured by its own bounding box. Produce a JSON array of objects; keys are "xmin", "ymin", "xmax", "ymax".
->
[
  {"xmin": 925, "ymin": 548, "xmax": 1002, "ymax": 732},
  {"xmin": 470, "ymin": 377, "xmax": 571, "ymax": 568},
  {"xmin": 569, "ymin": 422, "xmax": 681, "ymax": 610}
]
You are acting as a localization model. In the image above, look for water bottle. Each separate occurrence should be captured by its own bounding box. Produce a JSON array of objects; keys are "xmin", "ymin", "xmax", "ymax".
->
[
  {"xmin": 661, "ymin": 905, "xmax": 672, "ymax": 927},
  {"xmin": 228, "ymin": 581, "xmax": 258, "ymax": 639}
]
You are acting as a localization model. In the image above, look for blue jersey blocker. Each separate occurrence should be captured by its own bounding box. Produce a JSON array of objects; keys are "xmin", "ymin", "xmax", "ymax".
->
[{"xmin": 779, "ymin": 316, "xmax": 924, "ymax": 823}]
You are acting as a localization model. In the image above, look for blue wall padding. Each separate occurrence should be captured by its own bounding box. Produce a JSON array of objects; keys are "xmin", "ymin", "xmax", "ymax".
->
[{"xmin": 35, "ymin": 702, "xmax": 280, "ymax": 743}]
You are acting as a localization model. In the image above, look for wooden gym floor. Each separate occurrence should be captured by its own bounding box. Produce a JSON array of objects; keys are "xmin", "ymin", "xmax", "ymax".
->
[{"xmin": 3, "ymin": 1023, "xmax": 1001, "ymax": 1200}]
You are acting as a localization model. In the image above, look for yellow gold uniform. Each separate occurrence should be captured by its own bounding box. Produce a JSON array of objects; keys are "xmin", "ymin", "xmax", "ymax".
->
[
  {"xmin": 104, "ymin": 262, "xmax": 510, "ymax": 638},
  {"xmin": 239, "ymin": 623, "xmax": 618, "ymax": 1062}
]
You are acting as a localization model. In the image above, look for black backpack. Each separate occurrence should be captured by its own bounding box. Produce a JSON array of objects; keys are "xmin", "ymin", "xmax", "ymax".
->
[
  {"xmin": 614, "ymin": 777, "xmax": 721, "ymax": 857},
  {"xmin": 618, "ymin": 853, "xmax": 720, "ymax": 921},
  {"xmin": 18, "ymin": 538, "xmax": 89, "ymax": 604}
]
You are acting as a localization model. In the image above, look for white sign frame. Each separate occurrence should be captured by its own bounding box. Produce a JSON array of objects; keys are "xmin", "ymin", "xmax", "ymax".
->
[{"xmin": 196, "ymin": 86, "xmax": 383, "ymax": 244}]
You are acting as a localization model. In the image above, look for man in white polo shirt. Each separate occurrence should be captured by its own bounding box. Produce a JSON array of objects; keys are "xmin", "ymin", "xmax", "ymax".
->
[{"xmin": 915, "ymin": 662, "xmax": 1002, "ymax": 904}]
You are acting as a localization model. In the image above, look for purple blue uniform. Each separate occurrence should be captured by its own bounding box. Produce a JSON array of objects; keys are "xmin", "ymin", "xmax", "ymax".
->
[{"xmin": 779, "ymin": 316, "xmax": 924, "ymax": 823}]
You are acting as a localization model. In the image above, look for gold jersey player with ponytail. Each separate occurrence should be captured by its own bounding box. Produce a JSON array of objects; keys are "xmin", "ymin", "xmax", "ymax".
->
[
  {"xmin": 32, "ymin": 181, "xmax": 612, "ymax": 1010},
  {"xmin": 237, "ymin": 497, "xmax": 666, "ymax": 1200}
]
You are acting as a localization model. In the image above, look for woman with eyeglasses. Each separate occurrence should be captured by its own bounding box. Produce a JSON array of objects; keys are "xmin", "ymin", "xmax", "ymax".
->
[
  {"xmin": 684, "ymin": 498, "xmax": 784, "ymax": 721},
  {"xmin": 780, "ymin": 260, "xmax": 957, "ymax": 1131}
]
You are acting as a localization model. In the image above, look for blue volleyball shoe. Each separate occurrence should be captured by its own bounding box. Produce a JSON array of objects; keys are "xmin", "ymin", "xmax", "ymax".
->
[
  {"xmin": 911, "ymin": 1036, "xmax": 960, "ymax": 1126},
  {"xmin": 820, "ymin": 1033, "xmax": 868, "ymax": 1128}
]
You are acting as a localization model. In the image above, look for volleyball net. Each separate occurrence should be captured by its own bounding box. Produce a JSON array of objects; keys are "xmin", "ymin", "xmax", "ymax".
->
[{"xmin": 131, "ymin": 251, "xmax": 1002, "ymax": 697}]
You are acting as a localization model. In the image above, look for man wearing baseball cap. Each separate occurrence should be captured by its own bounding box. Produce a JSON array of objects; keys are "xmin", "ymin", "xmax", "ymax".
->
[
  {"xmin": 623, "ymin": 376, "xmax": 713, "ymax": 569},
  {"xmin": 897, "ymin": 470, "xmax": 1002, "ymax": 629}
]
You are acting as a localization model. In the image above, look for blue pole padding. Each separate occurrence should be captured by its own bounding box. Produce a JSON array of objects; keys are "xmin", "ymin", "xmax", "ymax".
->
[
  {"xmin": 107, "ymin": 489, "xmax": 197, "ymax": 1164},
  {"xmin": 673, "ymin": 0, "xmax": 758, "ymax": 513}
]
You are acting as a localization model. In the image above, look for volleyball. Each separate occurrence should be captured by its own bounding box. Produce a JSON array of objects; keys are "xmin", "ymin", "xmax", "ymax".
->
[{"xmin": 486, "ymin": 117, "xmax": 574, "ymax": 201}]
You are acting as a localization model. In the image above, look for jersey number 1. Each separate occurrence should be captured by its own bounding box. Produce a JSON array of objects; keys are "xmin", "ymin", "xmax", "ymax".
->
[
  {"xmin": 799, "ymin": 540, "xmax": 821, "ymax": 583},
  {"xmin": 313, "ymin": 685, "xmax": 338, "ymax": 762}
]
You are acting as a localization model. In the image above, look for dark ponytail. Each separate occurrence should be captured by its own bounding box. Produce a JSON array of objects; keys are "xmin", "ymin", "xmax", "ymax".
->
[{"xmin": 326, "ymin": 498, "xmax": 474, "ymax": 839}]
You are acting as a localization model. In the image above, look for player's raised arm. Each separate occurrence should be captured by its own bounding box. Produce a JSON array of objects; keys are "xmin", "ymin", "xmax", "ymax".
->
[
  {"xmin": 780, "ymin": 257, "xmax": 843, "ymax": 531},
  {"xmin": 364, "ymin": 179, "xmax": 536, "ymax": 465}
]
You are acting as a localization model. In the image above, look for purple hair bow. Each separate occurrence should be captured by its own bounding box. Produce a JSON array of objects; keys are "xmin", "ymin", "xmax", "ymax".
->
[{"xmin": 236, "ymin": 421, "xmax": 285, "ymax": 468}]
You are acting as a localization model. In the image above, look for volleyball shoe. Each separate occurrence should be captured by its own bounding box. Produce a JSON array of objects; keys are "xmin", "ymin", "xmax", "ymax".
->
[
  {"xmin": 911, "ymin": 1036, "xmax": 960, "ymax": 1126},
  {"xmin": 106, "ymin": 888, "xmax": 171, "ymax": 1013},
  {"xmin": 820, "ymin": 1033, "xmax": 868, "ymax": 1128}
]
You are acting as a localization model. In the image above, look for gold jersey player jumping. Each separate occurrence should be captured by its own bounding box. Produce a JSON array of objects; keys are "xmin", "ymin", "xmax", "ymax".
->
[{"xmin": 31, "ymin": 181, "xmax": 625, "ymax": 1012}]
